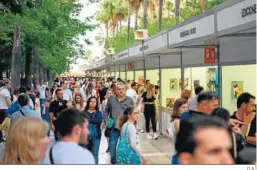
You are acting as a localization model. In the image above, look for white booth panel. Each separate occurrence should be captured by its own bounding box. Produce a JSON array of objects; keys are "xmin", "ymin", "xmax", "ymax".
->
[
  {"xmin": 145, "ymin": 57, "xmax": 159, "ymax": 70},
  {"xmin": 220, "ymin": 36, "xmax": 256, "ymax": 64},
  {"xmin": 160, "ymin": 55, "xmax": 181, "ymax": 68},
  {"xmin": 182, "ymin": 48, "xmax": 217, "ymax": 66},
  {"xmin": 134, "ymin": 60, "xmax": 144, "ymax": 70}
]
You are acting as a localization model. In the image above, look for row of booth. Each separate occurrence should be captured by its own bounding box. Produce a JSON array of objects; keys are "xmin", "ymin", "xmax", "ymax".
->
[{"xmin": 86, "ymin": 0, "xmax": 256, "ymax": 116}]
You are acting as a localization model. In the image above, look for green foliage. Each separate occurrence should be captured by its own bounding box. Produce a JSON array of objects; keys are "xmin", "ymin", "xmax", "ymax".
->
[
  {"xmin": 180, "ymin": 1, "xmax": 202, "ymax": 21},
  {"xmin": 208, "ymin": 0, "xmax": 227, "ymax": 10},
  {"xmin": 109, "ymin": 27, "xmax": 135, "ymax": 53},
  {"xmin": 96, "ymin": 0, "xmax": 229, "ymax": 56},
  {"xmin": 0, "ymin": 0, "xmax": 95, "ymax": 74}
]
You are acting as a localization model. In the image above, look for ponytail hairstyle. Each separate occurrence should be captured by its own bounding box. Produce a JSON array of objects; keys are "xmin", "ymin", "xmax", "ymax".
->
[{"xmin": 119, "ymin": 106, "xmax": 136, "ymax": 129}]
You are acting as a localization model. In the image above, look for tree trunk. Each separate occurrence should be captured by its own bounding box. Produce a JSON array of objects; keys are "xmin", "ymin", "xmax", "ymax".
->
[
  {"xmin": 135, "ymin": 10, "xmax": 138, "ymax": 30},
  {"xmin": 43, "ymin": 67, "xmax": 47, "ymax": 84},
  {"xmin": 175, "ymin": 0, "xmax": 180, "ymax": 24},
  {"xmin": 119, "ymin": 20, "xmax": 122, "ymax": 37},
  {"xmin": 105, "ymin": 25, "xmax": 109, "ymax": 49},
  {"xmin": 11, "ymin": 25, "xmax": 21, "ymax": 90},
  {"xmin": 200, "ymin": 0, "xmax": 207, "ymax": 13},
  {"xmin": 158, "ymin": 0, "xmax": 163, "ymax": 31},
  {"xmin": 113, "ymin": 26, "xmax": 115, "ymax": 37},
  {"xmin": 116, "ymin": 24, "xmax": 118, "ymax": 37},
  {"xmin": 0, "ymin": 70, "xmax": 3, "ymax": 80},
  {"xmin": 33, "ymin": 55, "xmax": 39, "ymax": 89},
  {"xmin": 143, "ymin": 0, "xmax": 147, "ymax": 29},
  {"xmin": 126, "ymin": 10, "xmax": 131, "ymax": 44},
  {"xmin": 24, "ymin": 44, "xmax": 32, "ymax": 88},
  {"xmin": 39, "ymin": 64, "xmax": 44, "ymax": 80},
  {"xmin": 47, "ymin": 69, "xmax": 53, "ymax": 88}
]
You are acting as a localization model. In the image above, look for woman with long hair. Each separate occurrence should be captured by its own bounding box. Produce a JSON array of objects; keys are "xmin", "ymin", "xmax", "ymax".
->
[
  {"xmin": 85, "ymin": 82, "xmax": 96, "ymax": 101},
  {"xmin": 169, "ymin": 99, "xmax": 188, "ymax": 164},
  {"xmin": 84, "ymin": 96, "xmax": 102, "ymax": 164},
  {"xmin": 116, "ymin": 106, "xmax": 147, "ymax": 164},
  {"xmin": 136, "ymin": 85, "xmax": 146, "ymax": 133},
  {"xmin": 74, "ymin": 93, "xmax": 86, "ymax": 110},
  {"xmin": 3, "ymin": 117, "xmax": 50, "ymax": 164},
  {"xmin": 101, "ymin": 88, "xmax": 112, "ymax": 112},
  {"xmin": 139, "ymin": 84, "xmax": 159, "ymax": 140}
]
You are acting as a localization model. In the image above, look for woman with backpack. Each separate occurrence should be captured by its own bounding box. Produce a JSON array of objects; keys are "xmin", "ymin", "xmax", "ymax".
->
[
  {"xmin": 116, "ymin": 106, "xmax": 147, "ymax": 164},
  {"xmin": 84, "ymin": 96, "xmax": 102, "ymax": 164}
]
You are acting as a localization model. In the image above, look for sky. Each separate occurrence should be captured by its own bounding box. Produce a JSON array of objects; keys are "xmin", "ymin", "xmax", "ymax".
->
[
  {"xmin": 70, "ymin": 0, "xmax": 136, "ymax": 72},
  {"xmin": 70, "ymin": 0, "xmax": 104, "ymax": 72}
]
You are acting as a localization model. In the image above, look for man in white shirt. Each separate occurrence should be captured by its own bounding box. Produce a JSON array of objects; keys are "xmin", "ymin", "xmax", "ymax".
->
[
  {"xmin": 0, "ymin": 79, "xmax": 11, "ymax": 142},
  {"xmin": 61, "ymin": 81, "xmax": 73, "ymax": 101},
  {"xmin": 37, "ymin": 79, "xmax": 48, "ymax": 110},
  {"xmin": 126, "ymin": 82, "xmax": 138, "ymax": 105},
  {"xmin": 187, "ymin": 86, "xmax": 204, "ymax": 111},
  {"xmin": 43, "ymin": 108, "xmax": 95, "ymax": 164}
]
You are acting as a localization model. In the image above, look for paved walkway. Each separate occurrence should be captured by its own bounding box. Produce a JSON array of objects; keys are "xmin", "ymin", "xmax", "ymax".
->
[
  {"xmin": 49, "ymin": 131, "xmax": 173, "ymax": 164},
  {"xmin": 98, "ymin": 131, "xmax": 173, "ymax": 164}
]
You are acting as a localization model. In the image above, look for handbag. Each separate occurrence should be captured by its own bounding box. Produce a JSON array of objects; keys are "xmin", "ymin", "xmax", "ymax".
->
[
  {"xmin": 87, "ymin": 111, "xmax": 98, "ymax": 140},
  {"xmin": 116, "ymin": 123, "xmax": 141, "ymax": 164},
  {"xmin": 105, "ymin": 97, "xmax": 114, "ymax": 138}
]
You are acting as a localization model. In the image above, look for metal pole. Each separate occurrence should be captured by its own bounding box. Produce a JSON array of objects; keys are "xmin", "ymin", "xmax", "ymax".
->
[
  {"xmin": 133, "ymin": 61, "xmax": 135, "ymax": 82},
  {"xmin": 158, "ymin": 55, "xmax": 162, "ymax": 135},
  {"xmin": 125, "ymin": 64, "xmax": 127, "ymax": 81},
  {"xmin": 180, "ymin": 51, "xmax": 184, "ymax": 92},
  {"xmin": 217, "ymin": 45, "xmax": 222, "ymax": 107},
  {"xmin": 143, "ymin": 59, "xmax": 146, "ymax": 81},
  {"xmin": 119, "ymin": 65, "xmax": 121, "ymax": 79}
]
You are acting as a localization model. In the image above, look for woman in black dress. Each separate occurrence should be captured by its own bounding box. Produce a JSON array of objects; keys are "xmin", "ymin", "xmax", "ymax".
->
[{"xmin": 139, "ymin": 84, "xmax": 159, "ymax": 140}]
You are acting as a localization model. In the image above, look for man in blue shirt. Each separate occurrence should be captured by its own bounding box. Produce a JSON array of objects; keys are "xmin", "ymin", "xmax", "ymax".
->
[
  {"xmin": 9, "ymin": 94, "xmax": 41, "ymax": 125},
  {"xmin": 180, "ymin": 91, "xmax": 219, "ymax": 121},
  {"xmin": 6, "ymin": 87, "xmax": 33, "ymax": 116}
]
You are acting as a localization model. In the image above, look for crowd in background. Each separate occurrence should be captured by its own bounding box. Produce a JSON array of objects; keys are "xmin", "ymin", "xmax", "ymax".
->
[{"xmin": 0, "ymin": 76, "xmax": 255, "ymax": 165}]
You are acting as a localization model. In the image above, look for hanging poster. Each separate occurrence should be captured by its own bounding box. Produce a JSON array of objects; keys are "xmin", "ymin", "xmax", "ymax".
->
[
  {"xmin": 170, "ymin": 79, "xmax": 178, "ymax": 91},
  {"xmin": 166, "ymin": 97, "xmax": 175, "ymax": 108},
  {"xmin": 179, "ymin": 78, "xmax": 189, "ymax": 89},
  {"xmin": 231, "ymin": 81, "xmax": 243, "ymax": 101}
]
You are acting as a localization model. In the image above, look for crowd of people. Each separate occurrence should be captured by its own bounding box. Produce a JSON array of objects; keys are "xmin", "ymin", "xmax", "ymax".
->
[{"xmin": 0, "ymin": 76, "xmax": 255, "ymax": 165}]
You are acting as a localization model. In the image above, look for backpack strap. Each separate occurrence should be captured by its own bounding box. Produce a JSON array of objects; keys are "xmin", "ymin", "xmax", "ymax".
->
[
  {"xmin": 123, "ymin": 123, "xmax": 130, "ymax": 139},
  {"xmin": 49, "ymin": 146, "xmax": 55, "ymax": 164},
  {"xmin": 20, "ymin": 110, "xmax": 25, "ymax": 117},
  {"xmin": 232, "ymin": 132, "xmax": 237, "ymax": 158}
]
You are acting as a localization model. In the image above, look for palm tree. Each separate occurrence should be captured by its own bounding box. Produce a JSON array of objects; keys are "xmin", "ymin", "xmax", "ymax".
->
[
  {"xmin": 95, "ymin": 3, "xmax": 112, "ymax": 48},
  {"xmin": 158, "ymin": 0, "xmax": 163, "ymax": 31},
  {"xmin": 175, "ymin": 0, "xmax": 180, "ymax": 23}
]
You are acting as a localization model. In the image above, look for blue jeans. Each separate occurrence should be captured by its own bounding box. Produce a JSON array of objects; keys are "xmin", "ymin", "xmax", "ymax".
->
[
  {"xmin": 40, "ymin": 98, "xmax": 45, "ymax": 113},
  {"xmin": 109, "ymin": 129, "xmax": 120, "ymax": 164},
  {"xmin": 172, "ymin": 154, "xmax": 179, "ymax": 164},
  {"xmin": 91, "ymin": 137, "xmax": 101, "ymax": 164}
]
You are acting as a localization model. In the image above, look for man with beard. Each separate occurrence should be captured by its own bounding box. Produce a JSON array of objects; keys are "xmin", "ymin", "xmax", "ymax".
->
[
  {"xmin": 49, "ymin": 89, "xmax": 67, "ymax": 141},
  {"xmin": 104, "ymin": 82, "xmax": 134, "ymax": 164},
  {"xmin": 43, "ymin": 108, "xmax": 95, "ymax": 164}
]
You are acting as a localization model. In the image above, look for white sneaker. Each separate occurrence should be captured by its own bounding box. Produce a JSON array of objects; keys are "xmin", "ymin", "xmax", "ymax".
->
[
  {"xmin": 147, "ymin": 133, "xmax": 153, "ymax": 140},
  {"xmin": 140, "ymin": 130, "xmax": 145, "ymax": 133},
  {"xmin": 153, "ymin": 133, "xmax": 159, "ymax": 140}
]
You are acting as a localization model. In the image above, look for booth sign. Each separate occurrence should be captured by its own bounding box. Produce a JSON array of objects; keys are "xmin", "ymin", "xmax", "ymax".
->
[
  {"xmin": 128, "ymin": 63, "xmax": 134, "ymax": 71},
  {"xmin": 204, "ymin": 48, "xmax": 216, "ymax": 63}
]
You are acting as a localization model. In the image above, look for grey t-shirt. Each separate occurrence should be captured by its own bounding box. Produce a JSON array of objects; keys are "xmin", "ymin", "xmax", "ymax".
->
[
  {"xmin": 43, "ymin": 142, "xmax": 95, "ymax": 164},
  {"xmin": 104, "ymin": 96, "xmax": 134, "ymax": 121}
]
